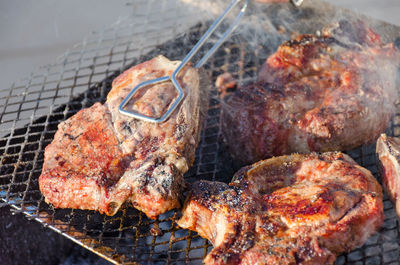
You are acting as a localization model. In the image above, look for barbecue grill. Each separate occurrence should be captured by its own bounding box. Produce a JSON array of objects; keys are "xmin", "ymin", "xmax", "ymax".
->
[{"xmin": 1, "ymin": 0, "xmax": 400, "ymax": 264}]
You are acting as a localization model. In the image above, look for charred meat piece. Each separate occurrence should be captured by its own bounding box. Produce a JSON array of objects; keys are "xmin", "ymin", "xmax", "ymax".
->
[
  {"xmin": 221, "ymin": 21, "xmax": 399, "ymax": 164},
  {"xmin": 178, "ymin": 152, "xmax": 383, "ymax": 265},
  {"xmin": 39, "ymin": 55, "xmax": 207, "ymax": 219},
  {"xmin": 377, "ymin": 133, "xmax": 400, "ymax": 217}
]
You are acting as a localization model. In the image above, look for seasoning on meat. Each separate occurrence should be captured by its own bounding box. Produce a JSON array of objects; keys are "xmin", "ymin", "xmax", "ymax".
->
[
  {"xmin": 39, "ymin": 55, "xmax": 207, "ymax": 219},
  {"xmin": 178, "ymin": 152, "xmax": 383, "ymax": 265},
  {"xmin": 221, "ymin": 21, "xmax": 399, "ymax": 164},
  {"xmin": 377, "ymin": 133, "xmax": 400, "ymax": 218}
]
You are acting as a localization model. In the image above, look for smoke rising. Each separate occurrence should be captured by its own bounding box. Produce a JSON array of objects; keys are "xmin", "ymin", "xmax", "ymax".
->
[{"xmin": 179, "ymin": 0, "xmax": 400, "ymax": 164}]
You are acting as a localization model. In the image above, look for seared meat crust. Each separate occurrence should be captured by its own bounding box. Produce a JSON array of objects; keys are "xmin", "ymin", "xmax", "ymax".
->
[
  {"xmin": 377, "ymin": 134, "xmax": 400, "ymax": 217},
  {"xmin": 222, "ymin": 21, "xmax": 399, "ymax": 164},
  {"xmin": 178, "ymin": 152, "xmax": 383, "ymax": 265},
  {"xmin": 39, "ymin": 55, "xmax": 206, "ymax": 218}
]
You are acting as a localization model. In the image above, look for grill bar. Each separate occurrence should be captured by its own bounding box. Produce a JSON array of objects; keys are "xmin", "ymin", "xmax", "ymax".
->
[{"xmin": 1, "ymin": 0, "xmax": 400, "ymax": 264}]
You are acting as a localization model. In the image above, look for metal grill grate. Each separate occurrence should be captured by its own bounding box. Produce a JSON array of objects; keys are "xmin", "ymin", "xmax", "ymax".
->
[{"xmin": 1, "ymin": 0, "xmax": 400, "ymax": 264}]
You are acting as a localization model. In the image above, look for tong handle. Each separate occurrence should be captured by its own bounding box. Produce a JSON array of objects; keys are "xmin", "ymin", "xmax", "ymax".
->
[
  {"xmin": 188, "ymin": 0, "xmax": 250, "ymax": 69},
  {"xmin": 119, "ymin": 0, "xmax": 249, "ymax": 123}
]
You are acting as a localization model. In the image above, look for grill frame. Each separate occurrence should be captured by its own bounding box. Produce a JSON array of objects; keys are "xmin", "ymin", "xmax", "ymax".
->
[{"xmin": 1, "ymin": 1, "xmax": 400, "ymax": 264}]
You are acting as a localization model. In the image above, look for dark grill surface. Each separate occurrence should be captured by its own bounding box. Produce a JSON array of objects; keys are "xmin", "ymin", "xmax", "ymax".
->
[{"xmin": 1, "ymin": 0, "xmax": 400, "ymax": 264}]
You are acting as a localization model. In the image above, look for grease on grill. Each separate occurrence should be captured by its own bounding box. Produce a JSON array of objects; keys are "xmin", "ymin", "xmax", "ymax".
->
[{"xmin": 150, "ymin": 223, "xmax": 164, "ymax": 236}]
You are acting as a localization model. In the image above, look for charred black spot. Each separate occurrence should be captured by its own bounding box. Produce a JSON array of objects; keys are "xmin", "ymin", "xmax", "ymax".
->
[
  {"xmin": 121, "ymin": 121, "xmax": 132, "ymax": 134},
  {"xmin": 136, "ymin": 159, "xmax": 163, "ymax": 191},
  {"xmin": 138, "ymin": 171, "xmax": 152, "ymax": 190},
  {"xmin": 191, "ymin": 181, "xmax": 229, "ymax": 210},
  {"xmin": 155, "ymin": 186, "xmax": 164, "ymax": 197},
  {"xmin": 174, "ymin": 124, "xmax": 187, "ymax": 140},
  {"xmin": 154, "ymin": 157, "xmax": 164, "ymax": 167},
  {"xmin": 286, "ymin": 35, "xmax": 315, "ymax": 47},
  {"xmin": 240, "ymin": 232, "xmax": 255, "ymax": 251},
  {"xmin": 223, "ymin": 188, "xmax": 246, "ymax": 210},
  {"xmin": 64, "ymin": 133, "xmax": 78, "ymax": 140},
  {"xmin": 294, "ymin": 251, "xmax": 305, "ymax": 263},
  {"xmin": 161, "ymin": 177, "xmax": 172, "ymax": 190}
]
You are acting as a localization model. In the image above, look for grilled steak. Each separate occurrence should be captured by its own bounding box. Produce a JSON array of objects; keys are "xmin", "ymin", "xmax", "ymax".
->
[
  {"xmin": 221, "ymin": 21, "xmax": 399, "ymax": 164},
  {"xmin": 178, "ymin": 152, "xmax": 383, "ymax": 265},
  {"xmin": 377, "ymin": 133, "xmax": 400, "ymax": 217},
  {"xmin": 39, "ymin": 55, "xmax": 207, "ymax": 219}
]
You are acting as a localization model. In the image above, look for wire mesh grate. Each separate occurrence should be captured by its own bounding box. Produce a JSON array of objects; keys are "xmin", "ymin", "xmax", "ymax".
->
[{"xmin": 1, "ymin": 0, "xmax": 400, "ymax": 264}]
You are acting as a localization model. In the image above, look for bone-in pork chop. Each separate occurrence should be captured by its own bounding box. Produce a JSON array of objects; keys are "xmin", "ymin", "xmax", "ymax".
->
[
  {"xmin": 39, "ymin": 55, "xmax": 206, "ymax": 219},
  {"xmin": 221, "ymin": 21, "xmax": 399, "ymax": 164},
  {"xmin": 178, "ymin": 152, "xmax": 383, "ymax": 264}
]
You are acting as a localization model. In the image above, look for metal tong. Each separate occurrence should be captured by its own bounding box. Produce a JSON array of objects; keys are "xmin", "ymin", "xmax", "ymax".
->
[{"xmin": 119, "ymin": 0, "xmax": 303, "ymax": 123}]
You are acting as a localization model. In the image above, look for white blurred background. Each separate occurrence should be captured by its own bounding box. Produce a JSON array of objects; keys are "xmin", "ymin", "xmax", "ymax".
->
[{"xmin": 0, "ymin": 0, "xmax": 399, "ymax": 91}]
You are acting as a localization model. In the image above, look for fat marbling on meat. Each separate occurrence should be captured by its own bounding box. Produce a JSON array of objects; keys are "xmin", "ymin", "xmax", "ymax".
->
[
  {"xmin": 178, "ymin": 152, "xmax": 383, "ymax": 265},
  {"xmin": 39, "ymin": 55, "xmax": 207, "ymax": 219}
]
